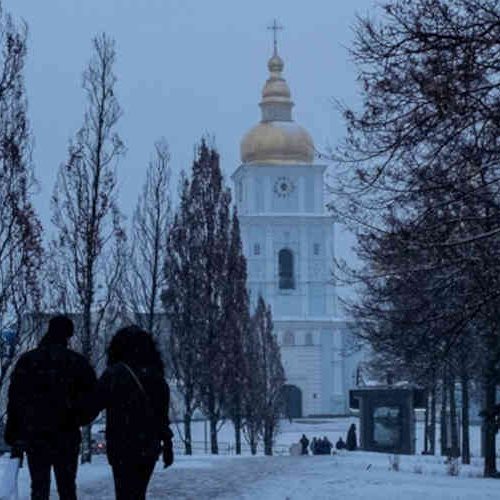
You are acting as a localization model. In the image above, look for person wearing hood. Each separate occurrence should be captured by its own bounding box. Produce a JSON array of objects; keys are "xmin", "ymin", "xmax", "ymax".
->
[
  {"xmin": 300, "ymin": 434, "xmax": 309, "ymax": 455},
  {"xmin": 335, "ymin": 436, "xmax": 346, "ymax": 450},
  {"xmin": 346, "ymin": 423, "xmax": 358, "ymax": 451},
  {"xmin": 4, "ymin": 315, "xmax": 97, "ymax": 500},
  {"xmin": 80, "ymin": 325, "xmax": 173, "ymax": 500}
]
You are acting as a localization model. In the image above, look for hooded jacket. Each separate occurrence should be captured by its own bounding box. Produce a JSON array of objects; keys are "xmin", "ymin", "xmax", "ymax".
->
[
  {"xmin": 4, "ymin": 332, "xmax": 96, "ymax": 449},
  {"xmin": 82, "ymin": 362, "xmax": 172, "ymax": 465}
]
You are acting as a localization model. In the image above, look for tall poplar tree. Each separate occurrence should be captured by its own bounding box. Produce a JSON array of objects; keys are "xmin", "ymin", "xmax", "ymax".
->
[
  {"xmin": 242, "ymin": 296, "xmax": 285, "ymax": 456},
  {"xmin": 190, "ymin": 140, "xmax": 231, "ymax": 454},
  {"xmin": 222, "ymin": 209, "xmax": 250, "ymax": 455},
  {"xmin": 0, "ymin": 3, "xmax": 43, "ymax": 407},
  {"xmin": 165, "ymin": 140, "xmax": 235, "ymax": 454},
  {"xmin": 258, "ymin": 297, "xmax": 285, "ymax": 456},
  {"xmin": 164, "ymin": 174, "xmax": 202, "ymax": 455},
  {"xmin": 50, "ymin": 33, "xmax": 125, "ymax": 463}
]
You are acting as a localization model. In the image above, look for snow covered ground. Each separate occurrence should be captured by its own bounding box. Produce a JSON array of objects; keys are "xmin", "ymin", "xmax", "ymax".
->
[{"xmin": 13, "ymin": 418, "xmax": 500, "ymax": 499}]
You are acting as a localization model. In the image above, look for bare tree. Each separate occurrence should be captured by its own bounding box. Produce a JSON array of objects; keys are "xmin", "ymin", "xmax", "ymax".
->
[
  {"xmin": 122, "ymin": 138, "xmax": 171, "ymax": 349},
  {"xmin": 333, "ymin": 0, "xmax": 500, "ymax": 477},
  {"xmin": 0, "ymin": 3, "xmax": 43, "ymax": 414},
  {"xmin": 49, "ymin": 33, "xmax": 125, "ymax": 463}
]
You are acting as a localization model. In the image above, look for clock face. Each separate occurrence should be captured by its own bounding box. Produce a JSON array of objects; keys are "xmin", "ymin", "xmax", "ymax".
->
[{"xmin": 273, "ymin": 176, "xmax": 295, "ymax": 198}]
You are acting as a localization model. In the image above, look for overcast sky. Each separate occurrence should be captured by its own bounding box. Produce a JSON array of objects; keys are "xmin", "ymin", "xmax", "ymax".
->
[{"xmin": 4, "ymin": 0, "xmax": 377, "ymax": 274}]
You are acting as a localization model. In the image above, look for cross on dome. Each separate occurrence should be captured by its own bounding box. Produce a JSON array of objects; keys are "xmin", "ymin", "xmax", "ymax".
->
[
  {"xmin": 267, "ymin": 19, "xmax": 283, "ymax": 56},
  {"xmin": 239, "ymin": 21, "xmax": 315, "ymax": 165}
]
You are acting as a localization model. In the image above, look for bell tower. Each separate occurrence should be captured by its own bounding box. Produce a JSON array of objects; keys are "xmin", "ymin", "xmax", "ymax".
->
[{"xmin": 232, "ymin": 25, "xmax": 357, "ymax": 416}]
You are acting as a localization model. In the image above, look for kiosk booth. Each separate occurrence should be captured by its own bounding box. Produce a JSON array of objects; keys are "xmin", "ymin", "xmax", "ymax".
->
[{"xmin": 350, "ymin": 385, "xmax": 426, "ymax": 455}]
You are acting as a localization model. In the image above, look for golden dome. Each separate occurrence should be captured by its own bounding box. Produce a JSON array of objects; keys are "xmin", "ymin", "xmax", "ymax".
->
[
  {"xmin": 241, "ymin": 121, "xmax": 314, "ymax": 164},
  {"xmin": 240, "ymin": 49, "xmax": 314, "ymax": 165}
]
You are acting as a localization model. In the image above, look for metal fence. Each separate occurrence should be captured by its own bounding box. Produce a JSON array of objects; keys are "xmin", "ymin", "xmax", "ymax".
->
[{"xmin": 172, "ymin": 440, "xmax": 289, "ymax": 456}]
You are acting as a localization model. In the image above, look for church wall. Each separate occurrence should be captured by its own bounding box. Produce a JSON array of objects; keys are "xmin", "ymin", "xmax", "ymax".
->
[
  {"xmin": 277, "ymin": 325, "xmax": 355, "ymax": 416},
  {"xmin": 320, "ymin": 329, "xmax": 334, "ymax": 414},
  {"xmin": 279, "ymin": 340, "xmax": 322, "ymax": 416},
  {"xmin": 255, "ymin": 177, "xmax": 264, "ymax": 212},
  {"xmin": 241, "ymin": 216, "xmax": 337, "ymax": 318},
  {"xmin": 325, "ymin": 220, "xmax": 336, "ymax": 316},
  {"xmin": 340, "ymin": 326, "xmax": 365, "ymax": 412},
  {"xmin": 232, "ymin": 165, "xmax": 326, "ymax": 216},
  {"xmin": 305, "ymin": 175, "xmax": 315, "ymax": 213},
  {"xmin": 308, "ymin": 285, "xmax": 325, "ymax": 316},
  {"xmin": 234, "ymin": 163, "xmax": 353, "ymax": 416}
]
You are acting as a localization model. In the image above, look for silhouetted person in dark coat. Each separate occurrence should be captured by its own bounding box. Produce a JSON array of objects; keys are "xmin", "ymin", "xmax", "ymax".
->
[
  {"xmin": 310, "ymin": 437, "xmax": 317, "ymax": 455},
  {"xmin": 322, "ymin": 436, "xmax": 333, "ymax": 455},
  {"xmin": 336, "ymin": 436, "xmax": 346, "ymax": 450},
  {"xmin": 300, "ymin": 434, "xmax": 309, "ymax": 455},
  {"xmin": 346, "ymin": 423, "xmax": 357, "ymax": 451},
  {"xmin": 4, "ymin": 315, "xmax": 97, "ymax": 500},
  {"xmin": 81, "ymin": 326, "xmax": 173, "ymax": 500}
]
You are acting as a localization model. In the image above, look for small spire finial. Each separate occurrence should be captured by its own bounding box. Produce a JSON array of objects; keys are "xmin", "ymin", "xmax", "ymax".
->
[{"xmin": 267, "ymin": 19, "xmax": 283, "ymax": 56}]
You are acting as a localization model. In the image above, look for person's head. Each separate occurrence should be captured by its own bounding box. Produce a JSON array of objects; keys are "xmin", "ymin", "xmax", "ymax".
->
[
  {"xmin": 107, "ymin": 325, "xmax": 164, "ymax": 377},
  {"xmin": 42, "ymin": 315, "xmax": 74, "ymax": 347}
]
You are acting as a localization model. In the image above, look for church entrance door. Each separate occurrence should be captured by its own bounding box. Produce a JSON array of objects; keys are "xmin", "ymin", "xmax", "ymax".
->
[{"xmin": 283, "ymin": 384, "xmax": 302, "ymax": 418}]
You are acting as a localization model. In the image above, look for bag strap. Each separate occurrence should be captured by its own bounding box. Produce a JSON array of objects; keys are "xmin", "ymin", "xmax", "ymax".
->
[
  {"xmin": 120, "ymin": 362, "xmax": 147, "ymax": 397},
  {"xmin": 119, "ymin": 362, "xmax": 169, "ymax": 441}
]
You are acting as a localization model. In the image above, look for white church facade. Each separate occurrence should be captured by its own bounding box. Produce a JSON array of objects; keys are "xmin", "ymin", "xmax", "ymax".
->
[{"xmin": 232, "ymin": 42, "xmax": 360, "ymax": 417}]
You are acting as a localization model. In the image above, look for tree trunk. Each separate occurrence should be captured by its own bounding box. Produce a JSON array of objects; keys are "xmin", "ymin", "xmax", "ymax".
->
[
  {"xmin": 423, "ymin": 391, "xmax": 430, "ymax": 454},
  {"xmin": 263, "ymin": 421, "xmax": 273, "ymax": 456},
  {"xmin": 461, "ymin": 372, "xmax": 470, "ymax": 465},
  {"xmin": 210, "ymin": 416, "xmax": 218, "ymax": 455},
  {"xmin": 430, "ymin": 385, "xmax": 436, "ymax": 455},
  {"xmin": 483, "ymin": 370, "xmax": 497, "ymax": 477},
  {"xmin": 448, "ymin": 377, "xmax": 460, "ymax": 458},
  {"xmin": 249, "ymin": 427, "xmax": 258, "ymax": 455},
  {"xmin": 183, "ymin": 412, "xmax": 192, "ymax": 455},
  {"xmin": 207, "ymin": 388, "xmax": 219, "ymax": 454},
  {"xmin": 81, "ymin": 307, "xmax": 93, "ymax": 464},
  {"xmin": 440, "ymin": 379, "xmax": 448, "ymax": 456},
  {"xmin": 234, "ymin": 415, "xmax": 242, "ymax": 455}
]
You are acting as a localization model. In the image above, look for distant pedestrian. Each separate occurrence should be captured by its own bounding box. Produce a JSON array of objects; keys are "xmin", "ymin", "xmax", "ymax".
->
[
  {"xmin": 300, "ymin": 434, "xmax": 310, "ymax": 455},
  {"xmin": 346, "ymin": 423, "xmax": 357, "ymax": 451},
  {"xmin": 320, "ymin": 438, "xmax": 327, "ymax": 454},
  {"xmin": 81, "ymin": 326, "xmax": 173, "ymax": 500},
  {"xmin": 310, "ymin": 437, "xmax": 317, "ymax": 455},
  {"xmin": 4, "ymin": 315, "xmax": 97, "ymax": 500},
  {"xmin": 336, "ymin": 436, "xmax": 346, "ymax": 450},
  {"xmin": 323, "ymin": 436, "xmax": 333, "ymax": 455}
]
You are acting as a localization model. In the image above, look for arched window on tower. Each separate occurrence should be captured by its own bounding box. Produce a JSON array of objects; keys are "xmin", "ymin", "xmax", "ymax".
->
[
  {"xmin": 278, "ymin": 248, "xmax": 295, "ymax": 289},
  {"xmin": 283, "ymin": 331, "xmax": 295, "ymax": 346}
]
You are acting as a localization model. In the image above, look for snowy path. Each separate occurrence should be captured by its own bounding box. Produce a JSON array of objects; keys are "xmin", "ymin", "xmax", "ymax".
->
[
  {"xmin": 14, "ymin": 415, "xmax": 500, "ymax": 499},
  {"xmin": 69, "ymin": 453, "xmax": 500, "ymax": 500},
  {"xmin": 76, "ymin": 456, "xmax": 307, "ymax": 500}
]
